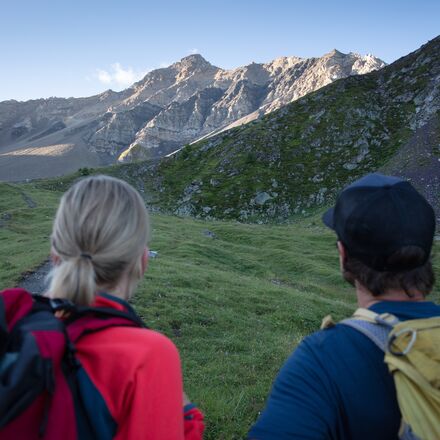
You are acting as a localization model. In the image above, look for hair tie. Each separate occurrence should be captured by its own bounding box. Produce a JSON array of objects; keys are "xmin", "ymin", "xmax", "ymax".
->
[{"xmin": 80, "ymin": 253, "xmax": 93, "ymax": 261}]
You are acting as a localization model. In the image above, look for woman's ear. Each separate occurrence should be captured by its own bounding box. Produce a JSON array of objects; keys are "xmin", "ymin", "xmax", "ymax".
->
[
  {"xmin": 50, "ymin": 250, "xmax": 61, "ymax": 266},
  {"xmin": 141, "ymin": 247, "xmax": 149, "ymax": 275}
]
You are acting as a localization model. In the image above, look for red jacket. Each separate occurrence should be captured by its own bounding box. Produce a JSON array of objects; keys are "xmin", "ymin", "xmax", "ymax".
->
[{"xmin": 75, "ymin": 294, "xmax": 204, "ymax": 439}]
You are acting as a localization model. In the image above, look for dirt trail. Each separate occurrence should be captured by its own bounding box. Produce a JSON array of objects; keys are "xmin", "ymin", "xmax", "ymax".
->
[
  {"xmin": 20, "ymin": 190, "xmax": 37, "ymax": 208},
  {"xmin": 19, "ymin": 259, "xmax": 52, "ymax": 295}
]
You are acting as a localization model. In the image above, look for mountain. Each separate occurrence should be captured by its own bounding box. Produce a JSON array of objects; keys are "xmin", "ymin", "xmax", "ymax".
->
[
  {"xmin": 0, "ymin": 51, "xmax": 384, "ymax": 181},
  {"xmin": 114, "ymin": 36, "xmax": 439, "ymax": 223}
]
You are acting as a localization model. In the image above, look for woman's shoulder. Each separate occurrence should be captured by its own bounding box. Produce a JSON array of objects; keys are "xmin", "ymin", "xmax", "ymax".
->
[
  {"xmin": 75, "ymin": 326, "xmax": 183, "ymax": 428},
  {"xmin": 106, "ymin": 326, "xmax": 177, "ymax": 345}
]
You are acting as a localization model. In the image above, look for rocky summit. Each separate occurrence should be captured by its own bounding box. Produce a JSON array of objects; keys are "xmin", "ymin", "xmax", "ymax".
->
[{"xmin": 0, "ymin": 51, "xmax": 384, "ymax": 181}]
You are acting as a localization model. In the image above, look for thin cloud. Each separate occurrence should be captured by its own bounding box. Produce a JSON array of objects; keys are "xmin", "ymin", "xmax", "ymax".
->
[
  {"xmin": 189, "ymin": 48, "xmax": 199, "ymax": 54},
  {"xmin": 93, "ymin": 63, "xmax": 149, "ymax": 88},
  {"xmin": 96, "ymin": 69, "xmax": 112, "ymax": 85}
]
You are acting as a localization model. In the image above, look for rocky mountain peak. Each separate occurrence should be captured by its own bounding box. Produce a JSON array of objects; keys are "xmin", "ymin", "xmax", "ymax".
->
[
  {"xmin": 265, "ymin": 56, "xmax": 303, "ymax": 72},
  {"xmin": 170, "ymin": 54, "xmax": 220, "ymax": 85},
  {"xmin": 173, "ymin": 54, "xmax": 214, "ymax": 71},
  {"xmin": 326, "ymin": 48, "xmax": 345, "ymax": 57},
  {"xmin": 98, "ymin": 89, "xmax": 118, "ymax": 100}
]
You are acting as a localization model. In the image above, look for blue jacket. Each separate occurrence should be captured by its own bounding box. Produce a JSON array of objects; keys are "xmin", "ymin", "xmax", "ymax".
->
[{"xmin": 248, "ymin": 301, "xmax": 440, "ymax": 440}]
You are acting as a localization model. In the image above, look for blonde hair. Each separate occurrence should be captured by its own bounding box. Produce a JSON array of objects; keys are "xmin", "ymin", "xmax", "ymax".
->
[{"xmin": 48, "ymin": 175, "xmax": 149, "ymax": 305}]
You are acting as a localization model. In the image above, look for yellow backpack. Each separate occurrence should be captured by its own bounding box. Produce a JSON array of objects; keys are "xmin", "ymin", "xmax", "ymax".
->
[{"xmin": 332, "ymin": 308, "xmax": 440, "ymax": 440}]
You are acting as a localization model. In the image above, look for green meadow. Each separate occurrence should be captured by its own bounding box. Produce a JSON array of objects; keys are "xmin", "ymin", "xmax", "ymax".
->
[{"xmin": 0, "ymin": 181, "xmax": 438, "ymax": 439}]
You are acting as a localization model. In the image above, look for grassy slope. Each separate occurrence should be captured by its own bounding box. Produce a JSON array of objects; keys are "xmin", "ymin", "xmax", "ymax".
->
[
  {"xmin": 1, "ymin": 181, "xmax": 439, "ymax": 438},
  {"xmin": 0, "ymin": 183, "xmax": 60, "ymax": 285}
]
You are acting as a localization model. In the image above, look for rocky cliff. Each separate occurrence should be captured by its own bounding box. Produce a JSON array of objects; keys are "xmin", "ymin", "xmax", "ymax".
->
[
  {"xmin": 0, "ymin": 51, "xmax": 384, "ymax": 180},
  {"xmin": 118, "ymin": 51, "xmax": 385, "ymax": 160}
]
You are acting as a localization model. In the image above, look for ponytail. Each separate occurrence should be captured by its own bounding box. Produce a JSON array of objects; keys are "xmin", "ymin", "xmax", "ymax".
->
[{"xmin": 48, "ymin": 256, "xmax": 96, "ymax": 306}]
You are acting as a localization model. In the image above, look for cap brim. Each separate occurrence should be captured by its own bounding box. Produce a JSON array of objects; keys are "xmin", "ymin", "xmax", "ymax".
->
[{"xmin": 322, "ymin": 207, "xmax": 335, "ymax": 230}]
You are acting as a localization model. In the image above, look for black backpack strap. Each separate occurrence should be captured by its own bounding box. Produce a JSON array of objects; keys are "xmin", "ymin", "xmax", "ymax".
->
[
  {"xmin": 31, "ymin": 294, "xmax": 146, "ymax": 342},
  {"xmin": 0, "ymin": 297, "xmax": 7, "ymax": 333},
  {"xmin": 0, "ymin": 298, "xmax": 8, "ymax": 353},
  {"xmin": 64, "ymin": 306, "xmax": 145, "ymax": 327},
  {"xmin": 32, "ymin": 293, "xmax": 145, "ymax": 325}
]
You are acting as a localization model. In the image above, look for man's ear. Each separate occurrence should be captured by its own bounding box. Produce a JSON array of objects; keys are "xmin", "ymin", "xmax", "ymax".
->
[
  {"xmin": 141, "ymin": 247, "xmax": 149, "ymax": 275},
  {"xmin": 337, "ymin": 241, "xmax": 346, "ymax": 272}
]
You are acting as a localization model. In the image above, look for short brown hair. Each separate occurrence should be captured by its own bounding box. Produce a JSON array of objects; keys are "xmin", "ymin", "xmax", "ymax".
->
[{"xmin": 343, "ymin": 245, "xmax": 435, "ymax": 297}]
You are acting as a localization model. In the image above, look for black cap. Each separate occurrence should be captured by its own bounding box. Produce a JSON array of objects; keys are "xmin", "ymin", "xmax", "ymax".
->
[{"xmin": 322, "ymin": 173, "xmax": 435, "ymax": 271}]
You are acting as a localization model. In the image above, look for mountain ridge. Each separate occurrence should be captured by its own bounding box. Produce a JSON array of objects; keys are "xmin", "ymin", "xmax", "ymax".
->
[{"xmin": 0, "ymin": 49, "xmax": 385, "ymax": 181}]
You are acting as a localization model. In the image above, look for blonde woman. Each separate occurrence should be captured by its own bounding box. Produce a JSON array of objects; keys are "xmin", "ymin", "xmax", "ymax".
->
[{"xmin": 47, "ymin": 175, "xmax": 204, "ymax": 439}]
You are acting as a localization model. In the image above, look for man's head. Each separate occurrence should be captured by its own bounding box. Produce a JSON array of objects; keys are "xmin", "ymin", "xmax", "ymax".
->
[{"xmin": 323, "ymin": 173, "xmax": 436, "ymax": 296}]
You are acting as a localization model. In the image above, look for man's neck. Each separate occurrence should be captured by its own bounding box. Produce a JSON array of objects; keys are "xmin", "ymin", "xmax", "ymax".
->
[{"xmin": 355, "ymin": 281, "xmax": 426, "ymax": 308}]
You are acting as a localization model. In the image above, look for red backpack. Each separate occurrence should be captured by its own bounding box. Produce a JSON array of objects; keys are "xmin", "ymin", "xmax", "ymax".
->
[{"xmin": 0, "ymin": 288, "xmax": 145, "ymax": 439}]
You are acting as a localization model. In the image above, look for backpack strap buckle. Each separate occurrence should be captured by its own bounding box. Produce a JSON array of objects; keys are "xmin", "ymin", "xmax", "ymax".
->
[
  {"xmin": 375, "ymin": 313, "xmax": 400, "ymax": 327},
  {"xmin": 49, "ymin": 298, "xmax": 76, "ymax": 313}
]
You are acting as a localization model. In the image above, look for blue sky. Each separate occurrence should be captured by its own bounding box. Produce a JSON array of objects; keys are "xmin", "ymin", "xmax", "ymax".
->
[{"xmin": 1, "ymin": 0, "xmax": 439, "ymax": 101}]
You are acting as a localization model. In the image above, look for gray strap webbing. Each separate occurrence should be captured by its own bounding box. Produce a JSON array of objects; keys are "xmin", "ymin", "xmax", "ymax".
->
[{"xmin": 340, "ymin": 319, "xmax": 390, "ymax": 352}]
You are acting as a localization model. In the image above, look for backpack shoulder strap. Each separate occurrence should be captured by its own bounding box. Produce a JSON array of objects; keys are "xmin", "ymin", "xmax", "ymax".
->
[
  {"xmin": 340, "ymin": 318, "xmax": 389, "ymax": 352},
  {"xmin": 339, "ymin": 308, "xmax": 400, "ymax": 353},
  {"xmin": 31, "ymin": 294, "xmax": 146, "ymax": 343},
  {"xmin": 64, "ymin": 306, "xmax": 146, "ymax": 343}
]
